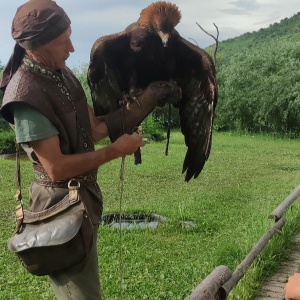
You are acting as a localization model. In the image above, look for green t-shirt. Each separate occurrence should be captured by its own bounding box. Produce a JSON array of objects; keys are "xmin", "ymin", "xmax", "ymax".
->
[{"xmin": 13, "ymin": 102, "xmax": 58, "ymax": 143}]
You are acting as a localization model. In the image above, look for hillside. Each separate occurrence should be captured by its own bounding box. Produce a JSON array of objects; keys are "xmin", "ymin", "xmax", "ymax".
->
[
  {"xmin": 212, "ymin": 12, "xmax": 300, "ymax": 135},
  {"xmin": 216, "ymin": 12, "xmax": 300, "ymax": 61}
]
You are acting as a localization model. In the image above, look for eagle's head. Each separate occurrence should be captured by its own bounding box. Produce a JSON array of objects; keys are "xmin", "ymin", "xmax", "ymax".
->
[{"xmin": 138, "ymin": 1, "xmax": 181, "ymax": 47}]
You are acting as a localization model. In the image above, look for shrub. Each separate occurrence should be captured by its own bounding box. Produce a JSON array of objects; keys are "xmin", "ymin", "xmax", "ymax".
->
[
  {"xmin": 0, "ymin": 116, "xmax": 11, "ymax": 131},
  {"xmin": 0, "ymin": 131, "xmax": 16, "ymax": 154},
  {"xmin": 142, "ymin": 114, "xmax": 166, "ymax": 141}
]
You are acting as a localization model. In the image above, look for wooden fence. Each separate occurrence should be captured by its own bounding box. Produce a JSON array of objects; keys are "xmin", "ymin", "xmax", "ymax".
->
[{"xmin": 186, "ymin": 184, "xmax": 300, "ymax": 300}]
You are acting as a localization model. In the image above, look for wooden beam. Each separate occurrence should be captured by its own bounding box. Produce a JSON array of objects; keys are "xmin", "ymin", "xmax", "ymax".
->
[{"xmin": 186, "ymin": 265, "xmax": 232, "ymax": 300}]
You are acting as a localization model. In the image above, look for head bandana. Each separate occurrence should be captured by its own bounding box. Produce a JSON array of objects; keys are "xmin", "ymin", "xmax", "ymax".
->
[{"xmin": 0, "ymin": 0, "xmax": 71, "ymax": 91}]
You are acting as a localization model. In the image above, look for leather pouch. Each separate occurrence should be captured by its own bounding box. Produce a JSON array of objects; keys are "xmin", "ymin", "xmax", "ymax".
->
[{"xmin": 7, "ymin": 182, "xmax": 93, "ymax": 276}]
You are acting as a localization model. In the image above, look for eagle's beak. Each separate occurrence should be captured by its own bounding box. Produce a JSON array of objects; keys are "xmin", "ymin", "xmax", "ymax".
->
[{"xmin": 158, "ymin": 31, "xmax": 170, "ymax": 47}]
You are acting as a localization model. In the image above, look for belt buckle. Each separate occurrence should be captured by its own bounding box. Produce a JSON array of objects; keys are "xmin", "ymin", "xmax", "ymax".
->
[{"xmin": 68, "ymin": 179, "xmax": 81, "ymax": 189}]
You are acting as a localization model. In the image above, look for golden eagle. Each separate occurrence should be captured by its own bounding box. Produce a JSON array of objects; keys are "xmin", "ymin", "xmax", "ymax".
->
[{"xmin": 87, "ymin": 1, "xmax": 218, "ymax": 182}]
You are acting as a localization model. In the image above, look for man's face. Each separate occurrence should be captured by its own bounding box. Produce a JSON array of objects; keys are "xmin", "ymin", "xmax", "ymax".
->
[{"xmin": 33, "ymin": 26, "xmax": 74, "ymax": 70}]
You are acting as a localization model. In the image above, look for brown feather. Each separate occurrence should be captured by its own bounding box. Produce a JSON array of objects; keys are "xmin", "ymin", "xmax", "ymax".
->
[{"xmin": 138, "ymin": 1, "xmax": 181, "ymax": 32}]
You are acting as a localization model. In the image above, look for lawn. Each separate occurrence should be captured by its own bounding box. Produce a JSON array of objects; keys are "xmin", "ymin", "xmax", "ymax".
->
[{"xmin": 1, "ymin": 131, "xmax": 300, "ymax": 299}]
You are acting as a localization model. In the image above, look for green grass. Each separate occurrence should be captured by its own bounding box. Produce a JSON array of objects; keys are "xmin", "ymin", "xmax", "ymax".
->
[{"xmin": 1, "ymin": 131, "xmax": 300, "ymax": 299}]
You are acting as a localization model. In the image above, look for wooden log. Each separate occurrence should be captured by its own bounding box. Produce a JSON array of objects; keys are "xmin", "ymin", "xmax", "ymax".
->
[
  {"xmin": 269, "ymin": 184, "xmax": 300, "ymax": 221},
  {"xmin": 220, "ymin": 217, "xmax": 286, "ymax": 297},
  {"xmin": 186, "ymin": 265, "xmax": 232, "ymax": 300}
]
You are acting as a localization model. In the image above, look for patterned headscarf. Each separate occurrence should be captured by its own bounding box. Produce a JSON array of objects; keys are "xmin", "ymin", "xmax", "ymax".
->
[{"xmin": 1, "ymin": 0, "xmax": 71, "ymax": 91}]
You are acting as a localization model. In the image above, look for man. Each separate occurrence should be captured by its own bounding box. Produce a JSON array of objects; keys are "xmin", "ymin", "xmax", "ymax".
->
[{"xmin": 0, "ymin": 0, "xmax": 181, "ymax": 299}]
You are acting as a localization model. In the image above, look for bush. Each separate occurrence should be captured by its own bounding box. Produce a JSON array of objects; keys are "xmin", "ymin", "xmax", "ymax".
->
[
  {"xmin": 142, "ymin": 114, "xmax": 166, "ymax": 141},
  {"xmin": 153, "ymin": 104, "xmax": 180, "ymax": 128},
  {"xmin": 72, "ymin": 64, "xmax": 93, "ymax": 106},
  {"xmin": 0, "ymin": 116, "xmax": 11, "ymax": 131},
  {"xmin": 0, "ymin": 131, "xmax": 16, "ymax": 154}
]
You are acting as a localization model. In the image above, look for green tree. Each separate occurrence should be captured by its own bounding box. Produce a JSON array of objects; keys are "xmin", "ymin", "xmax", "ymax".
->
[
  {"xmin": 72, "ymin": 64, "xmax": 92, "ymax": 106},
  {"xmin": 215, "ymin": 36, "xmax": 300, "ymax": 135}
]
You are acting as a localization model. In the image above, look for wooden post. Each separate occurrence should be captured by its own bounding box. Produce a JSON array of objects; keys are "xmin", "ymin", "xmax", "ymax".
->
[
  {"xmin": 186, "ymin": 265, "xmax": 232, "ymax": 300},
  {"xmin": 220, "ymin": 217, "xmax": 286, "ymax": 296},
  {"xmin": 269, "ymin": 184, "xmax": 300, "ymax": 221}
]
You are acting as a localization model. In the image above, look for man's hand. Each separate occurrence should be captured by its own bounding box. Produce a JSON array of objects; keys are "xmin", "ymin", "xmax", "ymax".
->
[
  {"xmin": 285, "ymin": 273, "xmax": 300, "ymax": 299},
  {"xmin": 111, "ymin": 133, "xmax": 145, "ymax": 157}
]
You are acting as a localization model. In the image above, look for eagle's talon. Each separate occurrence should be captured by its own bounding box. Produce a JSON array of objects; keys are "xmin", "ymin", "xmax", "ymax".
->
[
  {"xmin": 119, "ymin": 92, "xmax": 141, "ymax": 110},
  {"xmin": 132, "ymin": 97, "xmax": 140, "ymax": 107},
  {"xmin": 126, "ymin": 101, "xmax": 131, "ymax": 110}
]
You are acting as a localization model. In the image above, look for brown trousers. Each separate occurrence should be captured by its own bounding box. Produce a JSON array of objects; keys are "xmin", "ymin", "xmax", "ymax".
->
[
  {"xmin": 49, "ymin": 226, "xmax": 101, "ymax": 300},
  {"xmin": 28, "ymin": 182, "xmax": 102, "ymax": 299}
]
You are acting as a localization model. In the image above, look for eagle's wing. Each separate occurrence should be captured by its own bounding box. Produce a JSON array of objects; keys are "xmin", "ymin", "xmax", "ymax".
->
[
  {"xmin": 87, "ymin": 31, "xmax": 131, "ymax": 116},
  {"xmin": 175, "ymin": 37, "xmax": 218, "ymax": 182}
]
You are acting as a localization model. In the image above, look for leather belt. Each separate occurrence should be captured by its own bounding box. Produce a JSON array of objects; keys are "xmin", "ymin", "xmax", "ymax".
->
[{"xmin": 33, "ymin": 164, "xmax": 97, "ymax": 188}]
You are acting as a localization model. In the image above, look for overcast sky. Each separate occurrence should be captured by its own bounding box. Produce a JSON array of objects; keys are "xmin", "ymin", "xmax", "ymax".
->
[{"xmin": 1, "ymin": 0, "xmax": 299, "ymax": 68}]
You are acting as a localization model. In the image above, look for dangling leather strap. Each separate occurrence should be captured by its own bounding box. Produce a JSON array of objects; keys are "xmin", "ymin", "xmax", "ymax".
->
[{"xmin": 14, "ymin": 142, "xmax": 24, "ymax": 233}]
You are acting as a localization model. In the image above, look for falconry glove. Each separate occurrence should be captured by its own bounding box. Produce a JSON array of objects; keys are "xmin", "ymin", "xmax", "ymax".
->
[{"xmin": 101, "ymin": 81, "xmax": 182, "ymax": 142}]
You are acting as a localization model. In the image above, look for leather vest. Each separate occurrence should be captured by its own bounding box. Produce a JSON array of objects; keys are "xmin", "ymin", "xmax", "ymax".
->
[
  {"xmin": 0, "ymin": 57, "xmax": 103, "ymax": 223},
  {"xmin": 1, "ymin": 56, "xmax": 94, "ymax": 156}
]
